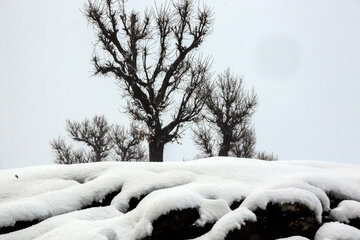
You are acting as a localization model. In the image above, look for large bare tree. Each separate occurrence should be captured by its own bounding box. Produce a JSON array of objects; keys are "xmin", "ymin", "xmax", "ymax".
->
[{"xmin": 84, "ymin": 0, "xmax": 213, "ymax": 162}]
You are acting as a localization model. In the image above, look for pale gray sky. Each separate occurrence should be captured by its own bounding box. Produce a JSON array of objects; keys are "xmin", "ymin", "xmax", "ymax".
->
[{"xmin": 1, "ymin": 0, "xmax": 359, "ymax": 169}]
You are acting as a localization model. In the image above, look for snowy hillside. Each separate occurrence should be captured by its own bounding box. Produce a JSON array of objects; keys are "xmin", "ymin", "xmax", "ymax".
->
[{"xmin": 1, "ymin": 158, "xmax": 360, "ymax": 240}]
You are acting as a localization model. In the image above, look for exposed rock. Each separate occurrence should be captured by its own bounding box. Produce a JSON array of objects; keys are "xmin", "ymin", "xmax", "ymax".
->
[
  {"xmin": 348, "ymin": 218, "xmax": 360, "ymax": 230},
  {"xmin": 0, "ymin": 219, "xmax": 41, "ymax": 235},
  {"xmin": 143, "ymin": 208, "xmax": 201, "ymax": 240},
  {"xmin": 128, "ymin": 193, "xmax": 147, "ymax": 212},
  {"xmin": 225, "ymin": 202, "xmax": 320, "ymax": 240},
  {"xmin": 229, "ymin": 199, "xmax": 244, "ymax": 210}
]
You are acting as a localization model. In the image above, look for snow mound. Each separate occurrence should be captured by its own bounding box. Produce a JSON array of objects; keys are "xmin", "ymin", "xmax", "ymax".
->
[
  {"xmin": 194, "ymin": 207, "xmax": 256, "ymax": 240},
  {"xmin": 330, "ymin": 200, "xmax": 360, "ymax": 223},
  {"xmin": 315, "ymin": 222, "xmax": 360, "ymax": 240},
  {"xmin": 276, "ymin": 237, "xmax": 310, "ymax": 240},
  {"xmin": 0, "ymin": 157, "xmax": 360, "ymax": 240},
  {"xmin": 241, "ymin": 188, "xmax": 323, "ymax": 222}
]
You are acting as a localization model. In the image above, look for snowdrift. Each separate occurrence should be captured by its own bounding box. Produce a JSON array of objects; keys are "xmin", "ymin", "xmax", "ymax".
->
[{"xmin": 0, "ymin": 157, "xmax": 360, "ymax": 240}]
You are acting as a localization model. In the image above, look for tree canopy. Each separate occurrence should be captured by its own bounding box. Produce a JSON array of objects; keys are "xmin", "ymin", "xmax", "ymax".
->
[
  {"xmin": 83, "ymin": 0, "xmax": 213, "ymax": 161},
  {"xmin": 193, "ymin": 69, "xmax": 277, "ymax": 160}
]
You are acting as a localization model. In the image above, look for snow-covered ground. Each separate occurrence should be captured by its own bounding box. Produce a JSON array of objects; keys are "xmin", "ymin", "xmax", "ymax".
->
[{"xmin": 0, "ymin": 157, "xmax": 359, "ymax": 240}]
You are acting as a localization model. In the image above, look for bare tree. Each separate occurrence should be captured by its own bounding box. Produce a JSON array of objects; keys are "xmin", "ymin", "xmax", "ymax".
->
[
  {"xmin": 194, "ymin": 69, "xmax": 258, "ymax": 158},
  {"xmin": 83, "ymin": 0, "xmax": 213, "ymax": 162},
  {"xmin": 66, "ymin": 115, "xmax": 112, "ymax": 162},
  {"xmin": 51, "ymin": 115, "xmax": 147, "ymax": 164},
  {"xmin": 230, "ymin": 127, "xmax": 256, "ymax": 158},
  {"xmin": 110, "ymin": 123, "xmax": 147, "ymax": 162},
  {"xmin": 193, "ymin": 69, "xmax": 277, "ymax": 160},
  {"xmin": 256, "ymin": 151, "xmax": 278, "ymax": 161},
  {"xmin": 51, "ymin": 138, "xmax": 90, "ymax": 164},
  {"xmin": 193, "ymin": 125, "xmax": 214, "ymax": 157}
]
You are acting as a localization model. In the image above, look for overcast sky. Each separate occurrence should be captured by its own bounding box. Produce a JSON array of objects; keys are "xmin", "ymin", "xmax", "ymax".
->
[{"xmin": 1, "ymin": 0, "xmax": 359, "ymax": 169}]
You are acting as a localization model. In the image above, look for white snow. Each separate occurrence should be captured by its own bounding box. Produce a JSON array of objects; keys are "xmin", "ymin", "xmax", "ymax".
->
[
  {"xmin": 241, "ymin": 188, "xmax": 323, "ymax": 222},
  {"xmin": 194, "ymin": 207, "xmax": 256, "ymax": 240},
  {"xmin": 315, "ymin": 222, "xmax": 360, "ymax": 240},
  {"xmin": 330, "ymin": 200, "xmax": 360, "ymax": 223},
  {"xmin": 276, "ymin": 237, "xmax": 310, "ymax": 240},
  {"xmin": 0, "ymin": 157, "xmax": 360, "ymax": 239},
  {"xmin": 129, "ymin": 186, "xmax": 231, "ymax": 239},
  {"xmin": 2, "ymin": 206, "xmax": 122, "ymax": 240}
]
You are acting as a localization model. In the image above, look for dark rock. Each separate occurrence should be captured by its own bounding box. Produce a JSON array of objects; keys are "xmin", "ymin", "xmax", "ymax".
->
[
  {"xmin": 84, "ymin": 187, "xmax": 121, "ymax": 208},
  {"xmin": 128, "ymin": 193, "xmax": 148, "ymax": 212},
  {"xmin": 229, "ymin": 199, "xmax": 244, "ymax": 210},
  {"xmin": 322, "ymin": 210, "xmax": 332, "ymax": 223},
  {"xmin": 0, "ymin": 219, "xmax": 41, "ymax": 235},
  {"xmin": 225, "ymin": 202, "xmax": 320, "ymax": 240},
  {"xmin": 348, "ymin": 218, "xmax": 360, "ymax": 230},
  {"xmin": 142, "ymin": 208, "xmax": 212, "ymax": 240},
  {"xmin": 327, "ymin": 191, "xmax": 350, "ymax": 209},
  {"xmin": 225, "ymin": 221, "xmax": 261, "ymax": 240}
]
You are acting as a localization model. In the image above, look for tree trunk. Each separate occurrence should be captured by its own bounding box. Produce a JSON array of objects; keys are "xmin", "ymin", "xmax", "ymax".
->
[
  {"xmin": 149, "ymin": 140, "xmax": 164, "ymax": 162},
  {"xmin": 219, "ymin": 137, "xmax": 231, "ymax": 156}
]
